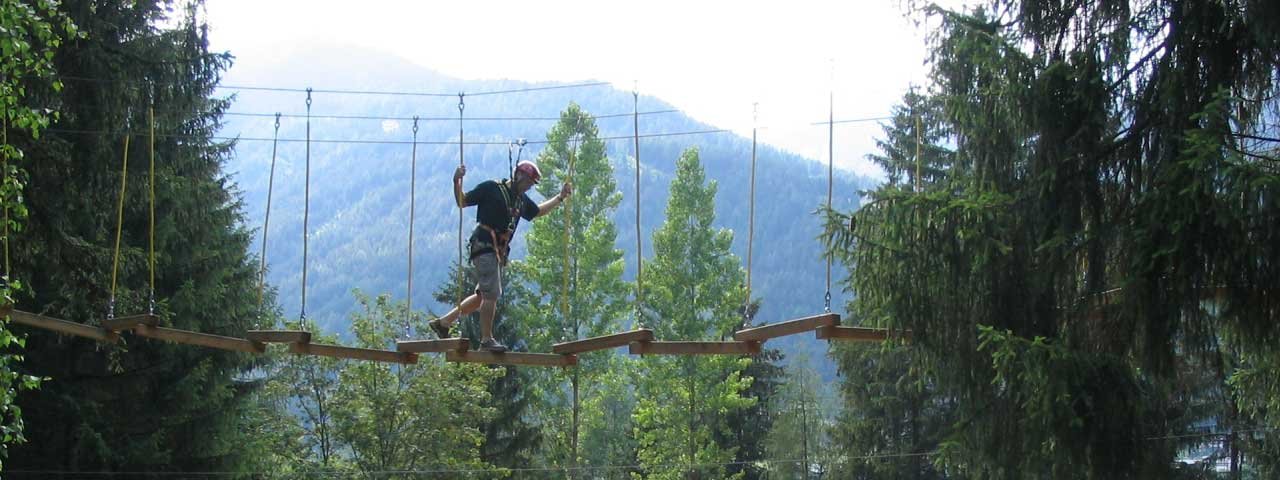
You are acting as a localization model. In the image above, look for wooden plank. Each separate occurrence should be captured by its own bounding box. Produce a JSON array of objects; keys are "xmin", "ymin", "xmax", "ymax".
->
[
  {"xmin": 733, "ymin": 313, "xmax": 839, "ymax": 342},
  {"xmin": 553, "ymin": 329, "xmax": 655, "ymax": 354},
  {"xmin": 289, "ymin": 342, "xmax": 417, "ymax": 364},
  {"xmin": 629, "ymin": 341, "xmax": 762, "ymax": 355},
  {"xmin": 133, "ymin": 324, "xmax": 265, "ymax": 353},
  {"xmin": 246, "ymin": 330, "xmax": 312, "ymax": 344},
  {"xmin": 816, "ymin": 325, "xmax": 908, "ymax": 342},
  {"xmin": 8, "ymin": 309, "xmax": 119, "ymax": 343},
  {"xmin": 397, "ymin": 338, "xmax": 470, "ymax": 353},
  {"xmin": 445, "ymin": 350, "xmax": 577, "ymax": 367},
  {"xmin": 103, "ymin": 314, "xmax": 159, "ymax": 332}
]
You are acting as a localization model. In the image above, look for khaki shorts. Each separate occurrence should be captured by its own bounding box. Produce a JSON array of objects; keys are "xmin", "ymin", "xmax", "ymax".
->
[{"xmin": 471, "ymin": 252, "xmax": 502, "ymax": 300}]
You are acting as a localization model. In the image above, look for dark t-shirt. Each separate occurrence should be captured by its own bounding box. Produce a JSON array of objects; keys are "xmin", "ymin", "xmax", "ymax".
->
[{"xmin": 464, "ymin": 180, "xmax": 539, "ymax": 253}]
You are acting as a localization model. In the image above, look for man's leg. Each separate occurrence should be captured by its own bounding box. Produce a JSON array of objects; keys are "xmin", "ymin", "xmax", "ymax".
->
[
  {"xmin": 437, "ymin": 294, "xmax": 481, "ymax": 329},
  {"xmin": 479, "ymin": 297, "xmax": 497, "ymax": 341},
  {"xmin": 470, "ymin": 253, "xmax": 507, "ymax": 352}
]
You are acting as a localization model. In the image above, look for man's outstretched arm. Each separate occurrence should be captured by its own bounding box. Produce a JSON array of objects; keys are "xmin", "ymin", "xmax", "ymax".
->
[
  {"xmin": 454, "ymin": 165, "xmax": 470, "ymax": 207},
  {"xmin": 537, "ymin": 182, "xmax": 573, "ymax": 217}
]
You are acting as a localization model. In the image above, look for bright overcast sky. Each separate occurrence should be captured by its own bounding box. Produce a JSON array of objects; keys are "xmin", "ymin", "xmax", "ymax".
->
[{"xmin": 205, "ymin": 0, "xmax": 944, "ymax": 180}]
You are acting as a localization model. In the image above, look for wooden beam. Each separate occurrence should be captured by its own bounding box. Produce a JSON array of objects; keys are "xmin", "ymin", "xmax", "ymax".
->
[
  {"xmin": 553, "ymin": 329, "xmax": 655, "ymax": 354},
  {"xmin": 629, "ymin": 341, "xmax": 762, "ymax": 355},
  {"xmin": 397, "ymin": 338, "xmax": 470, "ymax": 353},
  {"xmin": 289, "ymin": 342, "xmax": 417, "ymax": 364},
  {"xmin": 8, "ymin": 309, "xmax": 119, "ymax": 343},
  {"xmin": 103, "ymin": 314, "xmax": 159, "ymax": 332},
  {"xmin": 816, "ymin": 325, "xmax": 908, "ymax": 342},
  {"xmin": 733, "ymin": 313, "xmax": 839, "ymax": 342},
  {"xmin": 246, "ymin": 330, "xmax": 312, "ymax": 344},
  {"xmin": 445, "ymin": 350, "xmax": 577, "ymax": 367},
  {"xmin": 133, "ymin": 324, "xmax": 265, "ymax": 353}
]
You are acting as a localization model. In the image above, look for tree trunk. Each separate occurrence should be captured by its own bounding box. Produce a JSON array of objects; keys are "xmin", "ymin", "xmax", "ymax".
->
[
  {"xmin": 801, "ymin": 387, "xmax": 809, "ymax": 480},
  {"xmin": 572, "ymin": 369, "xmax": 580, "ymax": 480},
  {"xmin": 688, "ymin": 361, "xmax": 697, "ymax": 480}
]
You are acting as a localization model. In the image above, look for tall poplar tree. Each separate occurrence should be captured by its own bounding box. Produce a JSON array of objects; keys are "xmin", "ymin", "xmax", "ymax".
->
[
  {"xmin": 632, "ymin": 148, "xmax": 755, "ymax": 480},
  {"xmin": 509, "ymin": 103, "xmax": 632, "ymax": 474}
]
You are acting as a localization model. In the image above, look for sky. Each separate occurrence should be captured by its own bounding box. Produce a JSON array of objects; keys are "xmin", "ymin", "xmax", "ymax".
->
[{"xmin": 203, "ymin": 0, "xmax": 943, "ymax": 180}]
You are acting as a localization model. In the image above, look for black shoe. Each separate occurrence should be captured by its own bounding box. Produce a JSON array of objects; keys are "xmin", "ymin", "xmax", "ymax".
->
[
  {"xmin": 480, "ymin": 338, "xmax": 508, "ymax": 353},
  {"xmin": 429, "ymin": 319, "xmax": 451, "ymax": 339}
]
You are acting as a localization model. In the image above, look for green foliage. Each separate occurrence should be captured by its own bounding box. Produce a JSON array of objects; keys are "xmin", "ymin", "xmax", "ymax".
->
[
  {"xmin": 720, "ymin": 346, "xmax": 786, "ymax": 480},
  {"xmin": 578, "ymin": 356, "xmax": 640, "ymax": 474},
  {"xmin": 1229, "ymin": 349, "xmax": 1280, "ymax": 479},
  {"xmin": 254, "ymin": 292, "xmax": 501, "ymax": 478},
  {"xmin": 827, "ymin": 342, "xmax": 950, "ymax": 480},
  {"xmin": 631, "ymin": 148, "xmax": 755, "ymax": 479},
  {"xmin": 762, "ymin": 354, "xmax": 829, "ymax": 479},
  {"xmin": 0, "ymin": 0, "xmax": 78, "ymax": 469},
  {"xmin": 824, "ymin": 0, "xmax": 1280, "ymax": 477}
]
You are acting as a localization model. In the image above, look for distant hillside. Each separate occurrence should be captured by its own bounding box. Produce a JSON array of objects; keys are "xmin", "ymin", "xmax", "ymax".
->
[{"xmin": 218, "ymin": 47, "xmax": 874, "ymax": 375}]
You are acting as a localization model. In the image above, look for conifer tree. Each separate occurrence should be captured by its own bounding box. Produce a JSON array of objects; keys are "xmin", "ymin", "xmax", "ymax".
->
[
  {"xmin": 7, "ymin": 0, "xmax": 267, "ymax": 471},
  {"xmin": 823, "ymin": 1, "xmax": 1280, "ymax": 476}
]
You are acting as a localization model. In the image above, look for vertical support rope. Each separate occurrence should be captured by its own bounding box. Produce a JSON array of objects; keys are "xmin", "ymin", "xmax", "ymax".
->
[
  {"xmin": 825, "ymin": 89, "xmax": 833, "ymax": 313},
  {"xmin": 109, "ymin": 134, "xmax": 131, "ymax": 320},
  {"xmin": 745, "ymin": 103, "xmax": 757, "ymax": 327},
  {"xmin": 456, "ymin": 93, "xmax": 465, "ymax": 317},
  {"xmin": 148, "ymin": 106, "xmax": 156, "ymax": 315},
  {"xmin": 406, "ymin": 116, "xmax": 419, "ymax": 339},
  {"xmin": 301, "ymin": 88, "xmax": 312, "ymax": 323},
  {"xmin": 256, "ymin": 113, "xmax": 281, "ymax": 328},
  {"xmin": 633, "ymin": 90, "xmax": 644, "ymax": 329},
  {"xmin": 561, "ymin": 123, "xmax": 577, "ymax": 342}
]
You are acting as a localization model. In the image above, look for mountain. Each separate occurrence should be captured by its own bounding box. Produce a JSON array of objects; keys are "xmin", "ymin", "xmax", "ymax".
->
[{"xmin": 218, "ymin": 46, "xmax": 873, "ymax": 376}]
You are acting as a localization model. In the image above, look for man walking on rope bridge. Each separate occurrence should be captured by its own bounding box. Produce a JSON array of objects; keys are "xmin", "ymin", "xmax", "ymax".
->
[{"xmin": 430, "ymin": 161, "xmax": 572, "ymax": 352}]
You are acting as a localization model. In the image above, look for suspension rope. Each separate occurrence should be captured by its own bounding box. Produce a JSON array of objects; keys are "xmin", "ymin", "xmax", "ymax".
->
[
  {"xmin": 43, "ymin": 127, "xmax": 735, "ymax": 147},
  {"xmin": 217, "ymin": 108, "xmax": 680, "ymax": 123},
  {"xmin": 633, "ymin": 90, "xmax": 644, "ymax": 329},
  {"xmin": 108, "ymin": 133, "xmax": 130, "ymax": 320},
  {"xmin": 405, "ymin": 116, "xmax": 419, "ymax": 339},
  {"xmin": 561, "ymin": 122, "xmax": 578, "ymax": 342},
  {"xmin": 456, "ymin": 93, "xmax": 465, "ymax": 318},
  {"xmin": 57, "ymin": 75, "xmax": 608, "ymax": 98},
  {"xmin": 256, "ymin": 113, "xmax": 282, "ymax": 328},
  {"xmin": 745, "ymin": 103, "xmax": 757, "ymax": 327},
  {"xmin": 204, "ymin": 81, "xmax": 608, "ymax": 97},
  {"xmin": 148, "ymin": 106, "xmax": 156, "ymax": 315},
  {"xmin": 809, "ymin": 115, "xmax": 894, "ymax": 126},
  {"xmin": 825, "ymin": 90, "xmax": 833, "ymax": 313},
  {"xmin": 300, "ymin": 89, "xmax": 312, "ymax": 323}
]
